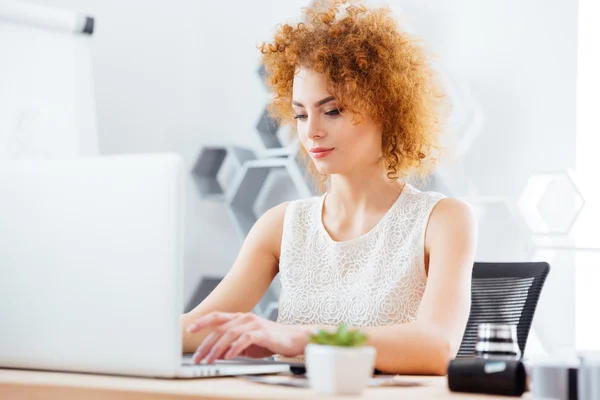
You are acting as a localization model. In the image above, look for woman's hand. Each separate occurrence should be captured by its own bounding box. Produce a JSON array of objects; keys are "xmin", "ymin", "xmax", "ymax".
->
[{"xmin": 186, "ymin": 312, "xmax": 311, "ymax": 364}]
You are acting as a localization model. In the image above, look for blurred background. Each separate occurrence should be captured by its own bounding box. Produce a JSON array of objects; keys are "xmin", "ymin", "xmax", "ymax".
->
[{"xmin": 3, "ymin": 0, "xmax": 599, "ymax": 359}]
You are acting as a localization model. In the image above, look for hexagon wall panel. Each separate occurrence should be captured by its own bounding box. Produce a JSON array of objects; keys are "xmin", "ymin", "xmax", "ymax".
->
[
  {"xmin": 226, "ymin": 156, "xmax": 317, "ymax": 238},
  {"xmin": 191, "ymin": 146, "xmax": 256, "ymax": 201},
  {"xmin": 256, "ymin": 108, "xmax": 283, "ymax": 149},
  {"xmin": 517, "ymin": 171, "xmax": 584, "ymax": 235}
]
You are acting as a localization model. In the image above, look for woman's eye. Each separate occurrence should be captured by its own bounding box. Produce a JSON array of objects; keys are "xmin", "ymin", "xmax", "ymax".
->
[{"xmin": 294, "ymin": 108, "xmax": 341, "ymax": 120}]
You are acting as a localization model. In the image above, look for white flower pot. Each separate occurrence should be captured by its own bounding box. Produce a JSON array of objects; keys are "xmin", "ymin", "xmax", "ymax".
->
[{"xmin": 305, "ymin": 344, "xmax": 376, "ymax": 395}]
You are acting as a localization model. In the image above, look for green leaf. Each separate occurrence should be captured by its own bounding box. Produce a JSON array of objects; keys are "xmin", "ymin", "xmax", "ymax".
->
[
  {"xmin": 337, "ymin": 324, "xmax": 350, "ymax": 346},
  {"xmin": 308, "ymin": 324, "xmax": 368, "ymax": 347},
  {"xmin": 352, "ymin": 331, "xmax": 367, "ymax": 346}
]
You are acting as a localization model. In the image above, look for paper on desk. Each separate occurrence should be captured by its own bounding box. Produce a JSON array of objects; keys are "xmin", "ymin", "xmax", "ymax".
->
[{"xmin": 239, "ymin": 374, "xmax": 422, "ymax": 388}]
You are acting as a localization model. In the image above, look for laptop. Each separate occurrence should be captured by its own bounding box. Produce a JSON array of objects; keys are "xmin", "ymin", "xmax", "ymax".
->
[{"xmin": 0, "ymin": 153, "xmax": 291, "ymax": 378}]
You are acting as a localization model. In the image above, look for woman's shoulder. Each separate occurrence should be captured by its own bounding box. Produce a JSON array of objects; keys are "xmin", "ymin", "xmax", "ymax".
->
[
  {"xmin": 404, "ymin": 183, "xmax": 474, "ymax": 220},
  {"xmin": 399, "ymin": 183, "xmax": 447, "ymax": 216},
  {"xmin": 249, "ymin": 196, "xmax": 322, "ymax": 256},
  {"xmin": 281, "ymin": 194, "xmax": 324, "ymax": 217},
  {"xmin": 399, "ymin": 184, "xmax": 477, "ymax": 233},
  {"xmin": 255, "ymin": 195, "xmax": 323, "ymax": 230},
  {"xmin": 425, "ymin": 195, "xmax": 478, "ymax": 242},
  {"xmin": 404, "ymin": 182, "xmax": 446, "ymax": 202}
]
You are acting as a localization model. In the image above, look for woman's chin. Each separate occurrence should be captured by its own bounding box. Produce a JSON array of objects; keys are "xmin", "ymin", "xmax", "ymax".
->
[
  {"xmin": 311, "ymin": 156, "xmax": 345, "ymax": 175},
  {"xmin": 313, "ymin": 164, "xmax": 340, "ymax": 176}
]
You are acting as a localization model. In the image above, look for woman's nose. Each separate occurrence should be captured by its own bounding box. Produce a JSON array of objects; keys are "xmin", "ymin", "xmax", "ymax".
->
[{"xmin": 307, "ymin": 117, "xmax": 325, "ymax": 140}]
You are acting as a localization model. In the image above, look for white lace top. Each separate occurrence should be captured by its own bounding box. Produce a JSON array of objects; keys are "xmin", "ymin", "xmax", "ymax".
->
[{"xmin": 275, "ymin": 183, "xmax": 444, "ymax": 360}]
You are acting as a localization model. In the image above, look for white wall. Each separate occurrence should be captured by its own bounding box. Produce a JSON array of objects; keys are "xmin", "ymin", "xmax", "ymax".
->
[
  {"xmin": 575, "ymin": 0, "xmax": 600, "ymax": 352},
  {"xmin": 29, "ymin": 0, "xmax": 315, "ymax": 301},
  {"xmin": 29, "ymin": 0, "xmax": 581, "ymax": 355}
]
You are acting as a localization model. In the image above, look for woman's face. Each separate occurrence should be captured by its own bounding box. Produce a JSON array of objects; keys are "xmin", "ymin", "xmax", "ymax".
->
[{"xmin": 292, "ymin": 66, "xmax": 383, "ymax": 176}]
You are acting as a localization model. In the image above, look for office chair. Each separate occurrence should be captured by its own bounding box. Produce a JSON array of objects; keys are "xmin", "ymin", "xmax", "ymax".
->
[{"xmin": 456, "ymin": 261, "xmax": 550, "ymax": 358}]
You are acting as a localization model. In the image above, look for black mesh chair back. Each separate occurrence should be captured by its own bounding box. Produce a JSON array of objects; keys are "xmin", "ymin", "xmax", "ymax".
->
[{"xmin": 457, "ymin": 261, "xmax": 550, "ymax": 358}]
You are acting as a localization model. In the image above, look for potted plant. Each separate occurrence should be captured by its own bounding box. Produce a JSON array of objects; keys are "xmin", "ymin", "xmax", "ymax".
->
[{"xmin": 305, "ymin": 324, "xmax": 376, "ymax": 395}]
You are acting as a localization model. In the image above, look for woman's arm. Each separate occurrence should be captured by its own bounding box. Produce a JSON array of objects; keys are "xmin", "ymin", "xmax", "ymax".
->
[
  {"xmin": 181, "ymin": 202, "xmax": 288, "ymax": 353},
  {"xmin": 353, "ymin": 198, "xmax": 477, "ymax": 375}
]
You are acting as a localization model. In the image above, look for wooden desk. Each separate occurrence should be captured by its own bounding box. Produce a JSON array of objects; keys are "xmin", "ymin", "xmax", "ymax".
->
[{"xmin": 0, "ymin": 368, "xmax": 529, "ymax": 399}]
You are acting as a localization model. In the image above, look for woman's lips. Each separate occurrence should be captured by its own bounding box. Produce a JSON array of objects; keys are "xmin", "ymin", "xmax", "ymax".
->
[{"xmin": 310, "ymin": 148, "xmax": 334, "ymax": 159}]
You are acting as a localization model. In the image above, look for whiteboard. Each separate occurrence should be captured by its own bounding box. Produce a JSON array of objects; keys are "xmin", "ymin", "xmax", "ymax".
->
[{"xmin": 0, "ymin": 0, "xmax": 98, "ymax": 160}]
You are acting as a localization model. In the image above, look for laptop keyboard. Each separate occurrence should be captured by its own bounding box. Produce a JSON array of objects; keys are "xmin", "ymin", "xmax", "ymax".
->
[
  {"xmin": 178, "ymin": 355, "xmax": 292, "ymax": 378},
  {"xmin": 180, "ymin": 364, "xmax": 224, "ymax": 377},
  {"xmin": 181, "ymin": 354, "xmax": 278, "ymax": 366}
]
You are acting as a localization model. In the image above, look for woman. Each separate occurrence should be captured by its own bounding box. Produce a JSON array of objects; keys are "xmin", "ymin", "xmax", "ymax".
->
[{"xmin": 181, "ymin": 0, "xmax": 477, "ymax": 375}]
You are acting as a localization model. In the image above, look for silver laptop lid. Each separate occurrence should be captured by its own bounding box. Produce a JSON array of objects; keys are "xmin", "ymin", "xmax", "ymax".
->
[{"xmin": 0, "ymin": 153, "xmax": 184, "ymax": 377}]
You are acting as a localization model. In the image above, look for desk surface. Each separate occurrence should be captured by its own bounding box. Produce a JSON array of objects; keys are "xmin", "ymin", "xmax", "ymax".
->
[{"xmin": 0, "ymin": 368, "xmax": 530, "ymax": 400}]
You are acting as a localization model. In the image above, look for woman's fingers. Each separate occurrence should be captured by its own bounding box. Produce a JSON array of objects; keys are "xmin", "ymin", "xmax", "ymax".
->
[
  {"xmin": 186, "ymin": 312, "xmax": 240, "ymax": 334},
  {"xmin": 224, "ymin": 331, "xmax": 268, "ymax": 361},
  {"xmin": 204, "ymin": 323, "xmax": 261, "ymax": 363},
  {"xmin": 191, "ymin": 313, "xmax": 256, "ymax": 363}
]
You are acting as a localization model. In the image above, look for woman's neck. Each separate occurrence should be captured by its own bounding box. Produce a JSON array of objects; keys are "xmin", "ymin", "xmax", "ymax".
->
[{"xmin": 326, "ymin": 166, "xmax": 405, "ymax": 216}]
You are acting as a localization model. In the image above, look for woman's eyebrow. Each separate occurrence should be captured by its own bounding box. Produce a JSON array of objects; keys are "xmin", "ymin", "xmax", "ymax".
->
[{"xmin": 292, "ymin": 96, "xmax": 335, "ymax": 108}]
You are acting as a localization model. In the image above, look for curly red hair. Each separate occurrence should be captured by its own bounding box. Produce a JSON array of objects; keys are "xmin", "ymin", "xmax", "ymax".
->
[{"xmin": 259, "ymin": 0, "xmax": 447, "ymax": 187}]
